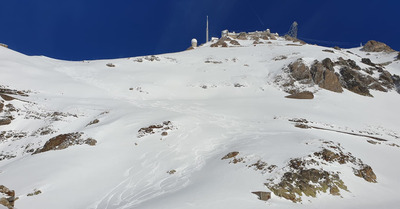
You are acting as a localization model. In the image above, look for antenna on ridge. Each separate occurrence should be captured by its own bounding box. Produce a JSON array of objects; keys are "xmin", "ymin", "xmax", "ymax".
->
[
  {"xmin": 206, "ymin": 16, "xmax": 209, "ymax": 43},
  {"xmin": 287, "ymin": 21, "xmax": 298, "ymax": 39}
]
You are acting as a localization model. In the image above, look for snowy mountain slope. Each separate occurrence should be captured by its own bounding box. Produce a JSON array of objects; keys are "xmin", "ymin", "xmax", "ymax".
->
[{"xmin": 0, "ymin": 34, "xmax": 400, "ymax": 209}]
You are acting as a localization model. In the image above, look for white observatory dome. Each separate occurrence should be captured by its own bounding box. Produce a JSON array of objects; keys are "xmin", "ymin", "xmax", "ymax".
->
[{"xmin": 191, "ymin": 38, "xmax": 198, "ymax": 48}]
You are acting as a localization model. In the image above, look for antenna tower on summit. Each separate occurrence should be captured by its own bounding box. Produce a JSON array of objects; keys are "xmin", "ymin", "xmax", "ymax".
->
[
  {"xmin": 206, "ymin": 16, "xmax": 209, "ymax": 43},
  {"xmin": 288, "ymin": 21, "xmax": 298, "ymax": 39}
]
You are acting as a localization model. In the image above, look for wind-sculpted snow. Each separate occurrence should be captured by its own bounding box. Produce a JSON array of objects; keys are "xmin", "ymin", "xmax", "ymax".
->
[{"xmin": 0, "ymin": 35, "xmax": 399, "ymax": 209}]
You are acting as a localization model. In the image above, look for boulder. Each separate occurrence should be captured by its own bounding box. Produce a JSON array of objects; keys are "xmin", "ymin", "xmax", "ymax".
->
[
  {"xmin": 361, "ymin": 58, "xmax": 376, "ymax": 66},
  {"xmin": 0, "ymin": 118, "xmax": 11, "ymax": 126},
  {"xmin": 285, "ymin": 91, "xmax": 314, "ymax": 99},
  {"xmin": 361, "ymin": 40, "xmax": 395, "ymax": 52},
  {"xmin": 252, "ymin": 191, "xmax": 271, "ymax": 201},
  {"xmin": 288, "ymin": 59, "xmax": 312, "ymax": 83}
]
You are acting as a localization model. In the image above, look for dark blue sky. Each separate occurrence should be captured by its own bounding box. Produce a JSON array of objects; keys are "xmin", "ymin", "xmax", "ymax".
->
[{"xmin": 0, "ymin": 0, "xmax": 398, "ymax": 60}]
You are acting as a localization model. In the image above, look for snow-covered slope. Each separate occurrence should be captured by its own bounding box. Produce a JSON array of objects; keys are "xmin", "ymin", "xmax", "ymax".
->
[{"xmin": 1, "ymin": 35, "xmax": 400, "ymax": 209}]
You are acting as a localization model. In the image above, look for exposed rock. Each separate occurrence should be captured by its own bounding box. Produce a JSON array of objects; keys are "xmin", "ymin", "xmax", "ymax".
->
[
  {"xmin": 0, "ymin": 101, "xmax": 3, "ymax": 113},
  {"xmin": 252, "ymin": 191, "xmax": 271, "ymax": 201},
  {"xmin": 237, "ymin": 32, "xmax": 248, "ymax": 40},
  {"xmin": 354, "ymin": 165, "xmax": 377, "ymax": 183},
  {"xmin": 267, "ymin": 167, "xmax": 347, "ymax": 202},
  {"xmin": 285, "ymin": 91, "xmax": 314, "ymax": 99},
  {"xmin": 86, "ymin": 119, "xmax": 100, "ymax": 127},
  {"xmin": 361, "ymin": 58, "xmax": 376, "ymax": 67},
  {"xmin": 229, "ymin": 40, "xmax": 240, "ymax": 46},
  {"xmin": 379, "ymin": 70, "xmax": 394, "ymax": 89},
  {"xmin": 27, "ymin": 189, "xmax": 42, "ymax": 196},
  {"xmin": 144, "ymin": 55, "xmax": 160, "ymax": 61},
  {"xmin": 284, "ymin": 35, "xmax": 306, "ymax": 44},
  {"xmin": 0, "ymin": 185, "xmax": 16, "ymax": 209},
  {"xmin": 0, "ymin": 43, "xmax": 8, "ymax": 48},
  {"xmin": 397, "ymin": 52, "xmax": 400, "ymax": 60},
  {"xmin": 0, "ymin": 118, "xmax": 11, "ymax": 126},
  {"xmin": 210, "ymin": 38, "xmax": 228, "ymax": 47},
  {"xmin": 288, "ymin": 59, "xmax": 312, "ymax": 83},
  {"xmin": 361, "ymin": 40, "xmax": 395, "ymax": 52},
  {"xmin": 310, "ymin": 60, "xmax": 343, "ymax": 93},
  {"xmin": 106, "ymin": 63, "xmax": 115, "ymax": 67},
  {"xmin": 322, "ymin": 49, "xmax": 334, "ymax": 53},
  {"xmin": 161, "ymin": 131, "xmax": 168, "ymax": 136},
  {"xmin": 138, "ymin": 121, "xmax": 174, "ymax": 138},
  {"xmin": 221, "ymin": 151, "xmax": 239, "ymax": 160},
  {"xmin": 339, "ymin": 67, "xmax": 372, "ymax": 96},
  {"xmin": 392, "ymin": 74, "xmax": 400, "ymax": 93},
  {"xmin": 167, "ymin": 170, "xmax": 176, "ymax": 175},
  {"xmin": 33, "ymin": 132, "xmax": 96, "ymax": 154}
]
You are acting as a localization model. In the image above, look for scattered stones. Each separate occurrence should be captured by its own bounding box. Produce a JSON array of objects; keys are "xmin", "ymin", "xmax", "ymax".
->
[
  {"xmin": 167, "ymin": 170, "xmax": 176, "ymax": 175},
  {"xmin": 138, "ymin": 121, "xmax": 175, "ymax": 138},
  {"xmin": 33, "ymin": 132, "xmax": 97, "ymax": 154},
  {"xmin": 252, "ymin": 191, "xmax": 271, "ymax": 201},
  {"xmin": 361, "ymin": 40, "xmax": 395, "ymax": 52},
  {"xmin": 273, "ymin": 55, "xmax": 288, "ymax": 61},
  {"xmin": 27, "ymin": 189, "xmax": 42, "ymax": 196},
  {"xmin": 161, "ymin": 131, "xmax": 168, "ymax": 136},
  {"xmin": 285, "ymin": 91, "xmax": 314, "ymax": 99},
  {"xmin": 144, "ymin": 55, "xmax": 160, "ymax": 61}
]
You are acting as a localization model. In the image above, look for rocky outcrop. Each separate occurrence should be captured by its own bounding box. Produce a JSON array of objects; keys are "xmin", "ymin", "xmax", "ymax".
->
[
  {"xmin": 361, "ymin": 40, "xmax": 395, "ymax": 52},
  {"xmin": 138, "ymin": 121, "xmax": 174, "ymax": 138},
  {"xmin": 33, "ymin": 132, "xmax": 97, "ymax": 154},
  {"xmin": 339, "ymin": 67, "xmax": 372, "ymax": 96},
  {"xmin": 311, "ymin": 59, "xmax": 343, "ymax": 93},
  {"xmin": 267, "ymin": 159, "xmax": 348, "ymax": 202},
  {"xmin": 266, "ymin": 141, "xmax": 377, "ymax": 202},
  {"xmin": 288, "ymin": 59, "xmax": 312, "ymax": 83},
  {"xmin": 210, "ymin": 38, "xmax": 228, "ymax": 47},
  {"xmin": 0, "ymin": 185, "xmax": 16, "ymax": 209}
]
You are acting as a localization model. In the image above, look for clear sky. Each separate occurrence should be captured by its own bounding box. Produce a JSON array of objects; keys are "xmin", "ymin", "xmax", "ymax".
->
[{"xmin": 0, "ymin": 0, "xmax": 398, "ymax": 60}]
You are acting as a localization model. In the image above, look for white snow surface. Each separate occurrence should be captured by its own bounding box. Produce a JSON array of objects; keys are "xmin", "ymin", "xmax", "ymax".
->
[{"xmin": 0, "ymin": 38, "xmax": 400, "ymax": 209}]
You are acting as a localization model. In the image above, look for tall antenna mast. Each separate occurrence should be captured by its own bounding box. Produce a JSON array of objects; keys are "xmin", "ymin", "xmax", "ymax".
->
[
  {"xmin": 288, "ymin": 21, "xmax": 298, "ymax": 39},
  {"xmin": 206, "ymin": 16, "xmax": 209, "ymax": 43}
]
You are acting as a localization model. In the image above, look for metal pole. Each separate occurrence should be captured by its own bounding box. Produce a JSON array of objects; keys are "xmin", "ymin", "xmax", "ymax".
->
[{"xmin": 206, "ymin": 16, "xmax": 209, "ymax": 43}]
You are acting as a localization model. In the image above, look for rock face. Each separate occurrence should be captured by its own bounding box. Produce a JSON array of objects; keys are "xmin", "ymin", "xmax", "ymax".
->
[
  {"xmin": 283, "ymin": 56, "xmax": 399, "ymax": 96},
  {"xmin": 310, "ymin": 59, "xmax": 343, "ymax": 93},
  {"xmin": 339, "ymin": 67, "xmax": 372, "ymax": 96},
  {"xmin": 361, "ymin": 40, "xmax": 395, "ymax": 52}
]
